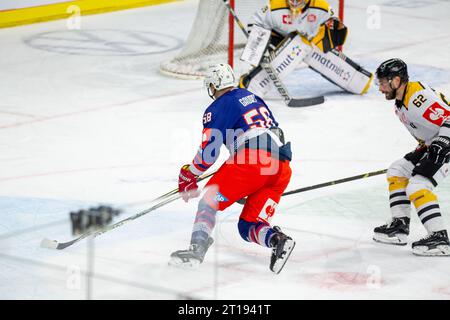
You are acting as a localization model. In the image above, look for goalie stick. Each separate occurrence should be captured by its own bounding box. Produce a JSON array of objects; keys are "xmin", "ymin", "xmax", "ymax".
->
[
  {"xmin": 222, "ymin": 0, "xmax": 324, "ymax": 107},
  {"xmin": 41, "ymin": 171, "xmax": 216, "ymax": 250}
]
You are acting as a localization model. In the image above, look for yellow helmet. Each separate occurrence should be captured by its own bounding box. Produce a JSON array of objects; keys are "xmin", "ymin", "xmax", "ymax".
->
[{"xmin": 287, "ymin": 0, "xmax": 308, "ymax": 16}]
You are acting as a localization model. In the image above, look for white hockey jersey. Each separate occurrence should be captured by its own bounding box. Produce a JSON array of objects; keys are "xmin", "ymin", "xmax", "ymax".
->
[
  {"xmin": 250, "ymin": 0, "xmax": 333, "ymax": 40},
  {"xmin": 395, "ymin": 82, "xmax": 450, "ymax": 146}
]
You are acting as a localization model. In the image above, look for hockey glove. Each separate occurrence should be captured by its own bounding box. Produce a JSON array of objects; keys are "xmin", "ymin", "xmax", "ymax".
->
[
  {"xmin": 178, "ymin": 164, "xmax": 200, "ymax": 202},
  {"xmin": 404, "ymin": 144, "xmax": 427, "ymax": 165},
  {"xmin": 427, "ymin": 136, "xmax": 450, "ymax": 165}
]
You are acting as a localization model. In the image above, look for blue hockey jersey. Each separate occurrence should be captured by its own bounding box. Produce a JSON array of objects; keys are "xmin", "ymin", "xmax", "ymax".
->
[{"xmin": 190, "ymin": 88, "xmax": 279, "ymax": 175}]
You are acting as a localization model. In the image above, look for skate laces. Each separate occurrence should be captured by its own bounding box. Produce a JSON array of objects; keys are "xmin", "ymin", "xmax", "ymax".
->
[
  {"xmin": 384, "ymin": 217, "xmax": 406, "ymax": 227},
  {"xmin": 383, "ymin": 218, "xmax": 395, "ymax": 227},
  {"xmin": 418, "ymin": 233, "xmax": 436, "ymax": 242}
]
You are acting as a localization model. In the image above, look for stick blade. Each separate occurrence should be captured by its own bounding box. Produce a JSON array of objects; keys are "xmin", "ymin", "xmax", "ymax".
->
[
  {"xmin": 40, "ymin": 238, "xmax": 59, "ymax": 250},
  {"xmin": 288, "ymin": 96, "xmax": 324, "ymax": 107}
]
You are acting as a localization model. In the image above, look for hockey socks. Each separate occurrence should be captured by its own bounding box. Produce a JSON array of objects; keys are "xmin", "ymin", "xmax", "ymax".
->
[{"xmin": 238, "ymin": 219, "xmax": 295, "ymax": 273}]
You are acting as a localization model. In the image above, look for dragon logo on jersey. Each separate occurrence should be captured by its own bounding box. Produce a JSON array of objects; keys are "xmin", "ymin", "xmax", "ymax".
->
[{"xmin": 423, "ymin": 102, "xmax": 450, "ymax": 126}]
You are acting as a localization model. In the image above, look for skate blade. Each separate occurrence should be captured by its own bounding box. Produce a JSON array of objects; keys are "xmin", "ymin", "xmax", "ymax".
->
[
  {"xmin": 168, "ymin": 257, "xmax": 201, "ymax": 269},
  {"xmin": 271, "ymin": 239, "xmax": 296, "ymax": 275},
  {"xmin": 373, "ymin": 233, "xmax": 407, "ymax": 246},
  {"xmin": 412, "ymin": 245, "xmax": 450, "ymax": 256}
]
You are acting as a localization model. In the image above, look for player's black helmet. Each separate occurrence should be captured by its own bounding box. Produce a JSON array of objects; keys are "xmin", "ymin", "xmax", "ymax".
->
[{"xmin": 376, "ymin": 58, "xmax": 409, "ymax": 83}]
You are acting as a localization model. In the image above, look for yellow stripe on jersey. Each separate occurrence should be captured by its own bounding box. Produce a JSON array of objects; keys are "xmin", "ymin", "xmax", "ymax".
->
[
  {"xmin": 311, "ymin": 25, "xmax": 326, "ymax": 50},
  {"xmin": 388, "ymin": 177, "xmax": 409, "ymax": 192},
  {"xmin": 270, "ymin": 0, "xmax": 289, "ymax": 11},
  {"xmin": 409, "ymin": 189, "xmax": 438, "ymax": 208},
  {"xmin": 309, "ymin": 0, "xmax": 330, "ymax": 12},
  {"xmin": 440, "ymin": 93, "xmax": 450, "ymax": 106},
  {"xmin": 402, "ymin": 82, "xmax": 425, "ymax": 109}
]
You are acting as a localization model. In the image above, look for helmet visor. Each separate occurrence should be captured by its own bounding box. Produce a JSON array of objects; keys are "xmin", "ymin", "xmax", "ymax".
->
[{"xmin": 288, "ymin": 0, "xmax": 307, "ymax": 11}]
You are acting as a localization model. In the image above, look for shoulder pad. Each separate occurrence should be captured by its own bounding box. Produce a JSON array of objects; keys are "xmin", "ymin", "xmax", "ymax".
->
[
  {"xmin": 270, "ymin": 0, "xmax": 289, "ymax": 11},
  {"xmin": 404, "ymin": 81, "xmax": 426, "ymax": 107},
  {"xmin": 309, "ymin": 0, "xmax": 330, "ymax": 11}
]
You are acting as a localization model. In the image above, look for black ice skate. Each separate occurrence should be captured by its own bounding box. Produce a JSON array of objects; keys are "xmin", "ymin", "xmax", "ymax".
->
[
  {"xmin": 168, "ymin": 237, "xmax": 214, "ymax": 268},
  {"xmin": 412, "ymin": 230, "xmax": 450, "ymax": 256},
  {"xmin": 373, "ymin": 217, "xmax": 410, "ymax": 245},
  {"xmin": 269, "ymin": 226, "xmax": 296, "ymax": 274}
]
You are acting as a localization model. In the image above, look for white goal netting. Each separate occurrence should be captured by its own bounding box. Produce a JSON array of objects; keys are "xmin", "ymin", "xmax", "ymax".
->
[{"xmin": 160, "ymin": 0, "xmax": 342, "ymax": 79}]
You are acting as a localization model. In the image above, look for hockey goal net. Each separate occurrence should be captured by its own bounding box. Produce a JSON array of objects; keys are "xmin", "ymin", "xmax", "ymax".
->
[{"xmin": 160, "ymin": 0, "xmax": 344, "ymax": 79}]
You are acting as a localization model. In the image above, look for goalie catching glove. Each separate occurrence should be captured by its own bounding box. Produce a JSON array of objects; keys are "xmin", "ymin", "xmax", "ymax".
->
[
  {"xmin": 178, "ymin": 165, "xmax": 200, "ymax": 202},
  {"xmin": 427, "ymin": 136, "xmax": 450, "ymax": 165}
]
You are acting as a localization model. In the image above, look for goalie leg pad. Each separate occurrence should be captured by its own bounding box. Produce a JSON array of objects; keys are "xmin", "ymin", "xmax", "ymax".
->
[
  {"xmin": 242, "ymin": 34, "xmax": 312, "ymax": 97},
  {"xmin": 304, "ymin": 45, "xmax": 373, "ymax": 94}
]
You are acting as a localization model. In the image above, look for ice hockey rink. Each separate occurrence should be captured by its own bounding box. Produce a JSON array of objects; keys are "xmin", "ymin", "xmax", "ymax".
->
[{"xmin": 1, "ymin": 0, "xmax": 450, "ymax": 300}]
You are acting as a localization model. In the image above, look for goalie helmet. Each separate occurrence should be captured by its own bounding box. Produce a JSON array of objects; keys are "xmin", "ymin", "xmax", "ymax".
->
[
  {"xmin": 204, "ymin": 63, "xmax": 236, "ymax": 98},
  {"xmin": 375, "ymin": 58, "xmax": 409, "ymax": 83},
  {"xmin": 288, "ymin": 0, "xmax": 308, "ymax": 16}
]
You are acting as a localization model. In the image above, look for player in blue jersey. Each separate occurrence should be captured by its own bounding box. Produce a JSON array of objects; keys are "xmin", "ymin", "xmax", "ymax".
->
[{"xmin": 169, "ymin": 63, "xmax": 296, "ymax": 274}]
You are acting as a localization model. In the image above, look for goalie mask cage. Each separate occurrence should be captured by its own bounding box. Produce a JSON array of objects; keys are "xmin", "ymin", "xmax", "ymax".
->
[{"xmin": 160, "ymin": 0, "xmax": 344, "ymax": 79}]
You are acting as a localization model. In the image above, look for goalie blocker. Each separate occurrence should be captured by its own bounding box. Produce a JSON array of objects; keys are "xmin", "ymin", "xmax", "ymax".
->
[{"xmin": 240, "ymin": 31, "xmax": 373, "ymax": 97}]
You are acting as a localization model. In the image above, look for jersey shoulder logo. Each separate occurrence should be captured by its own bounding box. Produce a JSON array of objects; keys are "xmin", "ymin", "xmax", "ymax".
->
[
  {"xmin": 422, "ymin": 102, "xmax": 450, "ymax": 126},
  {"xmin": 239, "ymin": 94, "xmax": 257, "ymax": 106},
  {"xmin": 307, "ymin": 13, "xmax": 317, "ymax": 22},
  {"xmin": 282, "ymin": 14, "xmax": 292, "ymax": 24}
]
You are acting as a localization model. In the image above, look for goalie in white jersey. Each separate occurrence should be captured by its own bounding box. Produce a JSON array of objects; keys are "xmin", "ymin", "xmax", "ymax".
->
[
  {"xmin": 373, "ymin": 58, "xmax": 450, "ymax": 256},
  {"xmin": 250, "ymin": 0, "xmax": 346, "ymax": 52},
  {"xmin": 238, "ymin": 0, "xmax": 372, "ymax": 98}
]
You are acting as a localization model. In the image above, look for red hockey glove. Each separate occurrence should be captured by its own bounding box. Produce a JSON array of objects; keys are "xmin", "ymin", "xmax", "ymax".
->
[{"xmin": 178, "ymin": 164, "xmax": 200, "ymax": 202}]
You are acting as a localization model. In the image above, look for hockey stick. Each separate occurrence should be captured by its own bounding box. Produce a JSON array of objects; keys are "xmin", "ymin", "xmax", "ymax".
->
[
  {"xmin": 222, "ymin": 0, "xmax": 324, "ymax": 107},
  {"xmin": 40, "ymin": 171, "xmax": 216, "ymax": 250},
  {"xmin": 283, "ymin": 169, "xmax": 387, "ymax": 196},
  {"xmin": 237, "ymin": 169, "xmax": 387, "ymax": 204},
  {"xmin": 152, "ymin": 170, "xmax": 217, "ymax": 202},
  {"xmin": 41, "ymin": 194, "xmax": 181, "ymax": 250}
]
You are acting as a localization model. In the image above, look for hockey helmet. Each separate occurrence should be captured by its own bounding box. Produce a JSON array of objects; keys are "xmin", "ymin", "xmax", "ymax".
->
[
  {"xmin": 375, "ymin": 58, "xmax": 409, "ymax": 84},
  {"xmin": 288, "ymin": 0, "xmax": 308, "ymax": 16},
  {"xmin": 204, "ymin": 63, "xmax": 236, "ymax": 98}
]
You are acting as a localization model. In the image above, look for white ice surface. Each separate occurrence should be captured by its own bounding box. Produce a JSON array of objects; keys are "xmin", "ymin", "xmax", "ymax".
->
[{"xmin": 1, "ymin": 0, "xmax": 450, "ymax": 299}]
